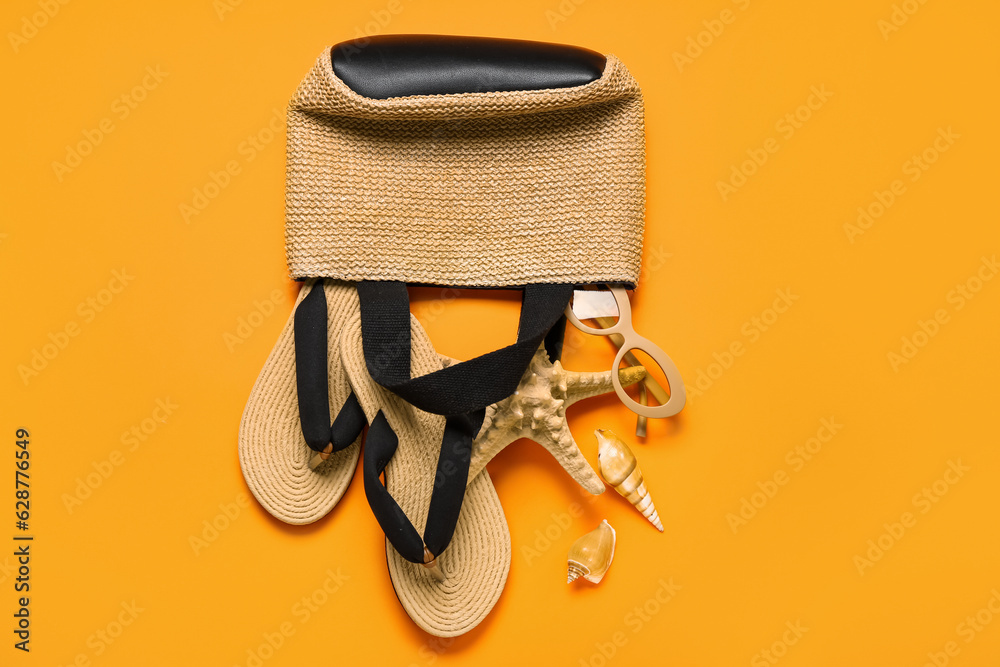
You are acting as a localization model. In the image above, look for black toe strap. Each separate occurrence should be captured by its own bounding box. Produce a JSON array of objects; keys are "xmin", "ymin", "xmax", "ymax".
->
[
  {"xmin": 295, "ymin": 281, "xmax": 366, "ymax": 453},
  {"xmin": 364, "ymin": 409, "xmax": 484, "ymax": 563},
  {"xmin": 328, "ymin": 392, "xmax": 366, "ymax": 451}
]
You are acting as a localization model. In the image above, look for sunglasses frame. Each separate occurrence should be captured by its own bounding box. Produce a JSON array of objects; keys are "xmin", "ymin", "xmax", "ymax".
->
[{"xmin": 565, "ymin": 286, "xmax": 686, "ymax": 418}]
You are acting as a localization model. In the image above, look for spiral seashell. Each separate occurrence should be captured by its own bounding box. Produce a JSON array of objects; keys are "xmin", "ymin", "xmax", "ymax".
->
[
  {"xmin": 596, "ymin": 429, "xmax": 663, "ymax": 532},
  {"xmin": 567, "ymin": 520, "xmax": 616, "ymax": 584}
]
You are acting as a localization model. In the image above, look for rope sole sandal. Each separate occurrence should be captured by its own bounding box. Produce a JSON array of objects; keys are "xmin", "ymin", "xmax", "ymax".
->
[
  {"xmin": 238, "ymin": 279, "xmax": 365, "ymax": 525},
  {"xmin": 340, "ymin": 312, "xmax": 511, "ymax": 637}
]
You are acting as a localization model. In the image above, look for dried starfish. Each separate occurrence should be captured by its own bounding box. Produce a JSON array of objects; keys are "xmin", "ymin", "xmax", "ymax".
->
[{"xmin": 461, "ymin": 346, "xmax": 646, "ymax": 495}]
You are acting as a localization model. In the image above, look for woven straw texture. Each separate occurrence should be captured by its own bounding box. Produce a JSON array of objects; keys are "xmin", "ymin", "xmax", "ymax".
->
[
  {"xmin": 340, "ymin": 312, "xmax": 511, "ymax": 637},
  {"xmin": 285, "ymin": 48, "xmax": 646, "ymax": 287},
  {"xmin": 239, "ymin": 280, "xmax": 362, "ymax": 525}
]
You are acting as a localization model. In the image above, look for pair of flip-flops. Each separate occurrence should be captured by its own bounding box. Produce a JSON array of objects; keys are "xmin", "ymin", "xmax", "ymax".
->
[{"xmin": 241, "ymin": 279, "xmax": 617, "ymax": 636}]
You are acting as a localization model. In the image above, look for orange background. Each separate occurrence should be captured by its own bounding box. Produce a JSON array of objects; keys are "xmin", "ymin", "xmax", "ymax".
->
[{"xmin": 3, "ymin": 0, "xmax": 999, "ymax": 665}]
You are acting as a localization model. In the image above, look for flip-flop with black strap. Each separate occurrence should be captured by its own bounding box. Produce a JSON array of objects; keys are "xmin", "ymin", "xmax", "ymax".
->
[{"xmin": 239, "ymin": 279, "xmax": 365, "ymax": 525}]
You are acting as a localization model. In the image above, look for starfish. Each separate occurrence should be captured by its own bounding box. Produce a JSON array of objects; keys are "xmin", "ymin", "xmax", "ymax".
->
[{"xmin": 462, "ymin": 346, "xmax": 646, "ymax": 495}]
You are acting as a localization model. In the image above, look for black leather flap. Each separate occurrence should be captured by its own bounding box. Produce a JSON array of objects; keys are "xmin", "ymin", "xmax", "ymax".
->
[{"xmin": 331, "ymin": 34, "xmax": 606, "ymax": 100}]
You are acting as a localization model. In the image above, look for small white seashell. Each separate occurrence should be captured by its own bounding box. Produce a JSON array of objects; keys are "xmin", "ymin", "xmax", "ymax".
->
[{"xmin": 567, "ymin": 520, "xmax": 617, "ymax": 584}]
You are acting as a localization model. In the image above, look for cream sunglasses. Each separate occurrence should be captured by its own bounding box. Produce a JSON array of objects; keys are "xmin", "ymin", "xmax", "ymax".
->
[{"xmin": 565, "ymin": 286, "xmax": 686, "ymax": 419}]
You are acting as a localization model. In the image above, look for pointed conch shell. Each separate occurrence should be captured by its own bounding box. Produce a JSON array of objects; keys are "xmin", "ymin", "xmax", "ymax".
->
[
  {"xmin": 567, "ymin": 520, "xmax": 616, "ymax": 584},
  {"xmin": 596, "ymin": 429, "xmax": 664, "ymax": 532}
]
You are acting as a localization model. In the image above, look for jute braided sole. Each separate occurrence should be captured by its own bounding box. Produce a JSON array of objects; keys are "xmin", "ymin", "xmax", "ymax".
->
[
  {"xmin": 340, "ymin": 312, "xmax": 511, "ymax": 637},
  {"xmin": 239, "ymin": 280, "xmax": 362, "ymax": 524}
]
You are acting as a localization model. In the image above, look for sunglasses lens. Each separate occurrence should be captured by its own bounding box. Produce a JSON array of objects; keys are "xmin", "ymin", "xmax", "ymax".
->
[
  {"xmin": 618, "ymin": 348, "xmax": 672, "ymax": 408},
  {"xmin": 570, "ymin": 286, "xmax": 620, "ymax": 330}
]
